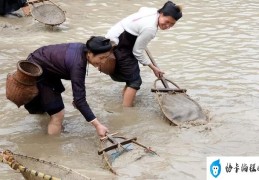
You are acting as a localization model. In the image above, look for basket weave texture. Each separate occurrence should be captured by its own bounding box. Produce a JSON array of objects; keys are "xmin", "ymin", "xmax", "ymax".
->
[
  {"xmin": 98, "ymin": 52, "xmax": 116, "ymax": 75},
  {"xmin": 31, "ymin": 4, "xmax": 66, "ymax": 25},
  {"xmin": 6, "ymin": 60, "xmax": 43, "ymax": 107}
]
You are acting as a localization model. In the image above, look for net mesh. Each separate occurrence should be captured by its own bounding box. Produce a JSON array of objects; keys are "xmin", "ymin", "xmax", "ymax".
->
[
  {"xmin": 156, "ymin": 92, "xmax": 208, "ymax": 125},
  {"xmin": 1, "ymin": 150, "xmax": 90, "ymax": 180},
  {"xmin": 99, "ymin": 135, "xmax": 157, "ymax": 174},
  {"xmin": 31, "ymin": 4, "xmax": 65, "ymax": 25},
  {"xmin": 152, "ymin": 77, "xmax": 208, "ymax": 125}
]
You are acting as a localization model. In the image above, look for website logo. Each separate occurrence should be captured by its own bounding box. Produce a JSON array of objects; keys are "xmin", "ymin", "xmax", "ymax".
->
[{"xmin": 210, "ymin": 159, "xmax": 221, "ymax": 178}]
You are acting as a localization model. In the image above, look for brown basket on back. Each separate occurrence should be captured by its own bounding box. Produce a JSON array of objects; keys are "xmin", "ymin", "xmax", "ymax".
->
[
  {"xmin": 98, "ymin": 52, "xmax": 116, "ymax": 75},
  {"xmin": 6, "ymin": 60, "xmax": 43, "ymax": 107}
]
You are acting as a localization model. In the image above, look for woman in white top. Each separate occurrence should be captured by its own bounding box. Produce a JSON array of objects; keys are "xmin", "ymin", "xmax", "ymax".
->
[{"xmin": 106, "ymin": 1, "xmax": 182, "ymax": 107}]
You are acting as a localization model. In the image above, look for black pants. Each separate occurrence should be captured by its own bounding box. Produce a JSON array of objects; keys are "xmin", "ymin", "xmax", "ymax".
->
[
  {"xmin": 112, "ymin": 31, "xmax": 142, "ymax": 90},
  {"xmin": 24, "ymin": 77, "xmax": 65, "ymax": 116}
]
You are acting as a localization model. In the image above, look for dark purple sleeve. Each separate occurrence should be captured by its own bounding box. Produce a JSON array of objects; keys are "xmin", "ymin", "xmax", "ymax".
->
[
  {"xmin": 70, "ymin": 67, "xmax": 96, "ymax": 122},
  {"xmin": 66, "ymin": 44, "xmax": 96, "ymax": 122}
]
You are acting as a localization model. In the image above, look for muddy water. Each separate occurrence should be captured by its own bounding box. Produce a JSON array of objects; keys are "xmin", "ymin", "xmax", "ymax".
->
[{"xmin": 0, "ymin": 0, "xmax": 259, "ymax": 179}]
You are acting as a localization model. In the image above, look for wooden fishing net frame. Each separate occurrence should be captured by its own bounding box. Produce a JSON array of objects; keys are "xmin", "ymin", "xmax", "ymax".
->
[
  {"xmin": 146, "ymin": 48, "xmax": 208, "ymax": 126},
  {"xmin": 98, "ymin": 133, "xmax": 158, "ymax": 175},
  {"xmin": 0, "ymin": 150, "xmax": 91, "ymax": 180},
  {"xmin": 153, "ymin": 78, "xmax": 207, "ymax": 126},
  {"xmin": 29, "ymin": 0, "xmax": 66, "ymax": 26}
]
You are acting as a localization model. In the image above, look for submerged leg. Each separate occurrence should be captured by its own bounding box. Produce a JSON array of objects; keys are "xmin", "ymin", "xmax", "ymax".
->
[
  {"xmin": 48, "ymin": 109, "xmax": 64, "ymax": 135},
  {"xmin": 122, "ymin": 87, "xmax": 137, "ymax": 107}
]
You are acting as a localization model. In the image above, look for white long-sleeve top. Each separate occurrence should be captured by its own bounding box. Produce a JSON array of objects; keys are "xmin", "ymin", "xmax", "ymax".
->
[{"xmin": 106, "ymin": 7, "xmax": 159, "ymax": 65}]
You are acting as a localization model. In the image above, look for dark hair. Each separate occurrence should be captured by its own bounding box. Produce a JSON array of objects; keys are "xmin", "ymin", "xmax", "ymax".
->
[
  {"xmin": 86, "ymin": 36, "xmax": 112, "ymax": 55},
  {"xmin": 158, "ymin": 1, "xmax": 182, "ymax": 21}
]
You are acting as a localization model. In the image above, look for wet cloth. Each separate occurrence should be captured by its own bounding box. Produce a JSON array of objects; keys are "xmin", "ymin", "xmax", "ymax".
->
[
  {"xmin": 0, "ymin": 0, "xmax": 27, "ymax": 15},
  {"xmin": 111, "ymin": 31, "xmax": 142, "ymax": 90},
  {"xmin": 25, "ymin": 43, "xmax": 96, "ymax": 122}
]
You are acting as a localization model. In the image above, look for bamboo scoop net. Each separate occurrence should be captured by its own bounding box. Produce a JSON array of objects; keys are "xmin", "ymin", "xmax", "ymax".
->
[
  {"xmin": 29, "ymin": 0, "xmax": 66, "ymax": 26},
  {"xmin": 0, "ymin": 150, "xmax": 90, "ymax": 180}
]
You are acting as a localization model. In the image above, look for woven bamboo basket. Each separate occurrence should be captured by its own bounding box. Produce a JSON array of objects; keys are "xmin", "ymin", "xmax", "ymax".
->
[
  {"xmin": 30, "ymin": 0, "xmax": 66, "ymax": 26},
  {"xmin": 6, "ymin": 60, "xmax": 43, "ymax": 107},
  {"xmin": 98, "ymin": 52, "xmax": 116, "ymax": 75}
]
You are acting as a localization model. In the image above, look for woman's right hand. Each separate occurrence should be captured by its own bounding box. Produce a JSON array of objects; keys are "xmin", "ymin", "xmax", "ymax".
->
[
  {"xmin": 152, "ymin": 66, "xmax": 165, "ymax": 79},
  {"xmin": 90, "ymin": 118, "xmax": 109, "ymax": 137}
]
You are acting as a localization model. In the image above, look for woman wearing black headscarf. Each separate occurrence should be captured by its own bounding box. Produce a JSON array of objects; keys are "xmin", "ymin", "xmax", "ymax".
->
[
  {"xmin": 24, "ymin": 36, "xmax": 113, "ymax": 137},
  {"xmin": 106, "ymin": 1, "xmax": 182, "ymax": 107}
]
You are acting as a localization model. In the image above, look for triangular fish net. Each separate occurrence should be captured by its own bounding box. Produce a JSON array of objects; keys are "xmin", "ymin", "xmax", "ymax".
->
[
  {"xmin": 99, "ymin": 134, "xmax": 157, "ymax": 175},
  {"xmin": 157, "ymin": 93, "xmax": 207, "ymax": 123},
  {"xmin": 154, "ymin": 79, "xmax": 208, "ymax": 125},
  {"xmin": 1, "ymin": 150, "xmax": 90, "ymax": 180}
]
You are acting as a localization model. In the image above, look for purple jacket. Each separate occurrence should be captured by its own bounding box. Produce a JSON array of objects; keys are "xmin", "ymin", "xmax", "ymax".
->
[{"xmin": 28, "ymin": 43, "xmax": 96, "ymax": 122}]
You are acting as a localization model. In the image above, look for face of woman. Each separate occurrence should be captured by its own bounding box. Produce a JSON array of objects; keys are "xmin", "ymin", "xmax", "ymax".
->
[
  {"xmin": 87, "ymin": 51, "xmax": 111, "ymax": 68},
  {"xmin": 158, "ymin": 14, "xmax": 176, "ymax": 30}
]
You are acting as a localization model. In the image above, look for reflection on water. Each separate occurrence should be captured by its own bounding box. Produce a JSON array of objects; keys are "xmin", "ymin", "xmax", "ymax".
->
[{"xmin": 0, "ymin": 0, "xmax": 259, "ymax": 179}]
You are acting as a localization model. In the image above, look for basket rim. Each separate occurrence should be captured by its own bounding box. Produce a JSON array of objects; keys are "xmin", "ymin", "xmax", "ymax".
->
[
  {"xmin": 31, "ymin": 3, "xmax": 66, "ymax": 26},
  {"xmin": 17, "ymin": 60, "xmax": 43, "ymax": 77}
]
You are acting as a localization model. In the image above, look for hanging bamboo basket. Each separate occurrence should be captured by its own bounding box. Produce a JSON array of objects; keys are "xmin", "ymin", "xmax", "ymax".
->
[
  {"xmin": 98, "ymin": 52, "xmax": 116, "ymax": 75},
  {"xmin": 6, "ymin": 60, "xmax": 43, "ymax": 107}
]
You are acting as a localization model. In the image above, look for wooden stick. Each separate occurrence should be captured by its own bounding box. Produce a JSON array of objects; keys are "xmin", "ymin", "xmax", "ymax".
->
[
  {"xmin": 100, "ymin": 132, "xmax": 119, "ymax": 141},
  {"xmin": 102, "ymin": 151, "xmax": 117, "ymax": 175},
  {"xmin": 151, "ymin": 88, "xmax": 187, "ymax": 93},
  {"xmin": 113, "ymin": 137, "xmax": 159, "ymax": 156},
  {"xmin": 130, "ymin": 140, "xmax": 159, "ymax": 156},
  {"xmin": 98, "ymin": 137, "xmax": 137, "ymax": 155},
  {"xmin": 145, "ymin": 48, "xmax": 170, "ymax": 88}
]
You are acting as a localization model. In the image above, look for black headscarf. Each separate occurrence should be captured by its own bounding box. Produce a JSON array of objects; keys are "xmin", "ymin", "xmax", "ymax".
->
[
  {"xmin": 86, "ymin": 36, "xmax": 112, "ymax": 55},
  {"xmin": 158, "ymin": 1, "xmax": 182, "ymax": 21}
]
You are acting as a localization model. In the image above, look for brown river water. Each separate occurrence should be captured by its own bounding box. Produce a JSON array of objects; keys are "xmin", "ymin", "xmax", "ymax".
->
[{"xmin": 0, "ymin": 0, "xmax": 258, "ymax": 179}]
